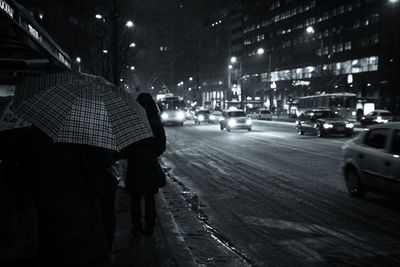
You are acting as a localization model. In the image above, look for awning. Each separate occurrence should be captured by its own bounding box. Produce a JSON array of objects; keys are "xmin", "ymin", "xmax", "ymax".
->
[{"xmin": 0, "ymin": 0, "xmax": 71, "ymax": 84}]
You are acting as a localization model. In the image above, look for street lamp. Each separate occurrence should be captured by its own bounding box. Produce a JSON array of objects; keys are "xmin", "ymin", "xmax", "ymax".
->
[
  {"xmin": 76, "ymin": 57, "xmax": 81, "ymax": 72},
  {"xmin": 230, "ymin": 56, "xmax": 244, "ymax": 108},
  {"xmin": 305, "ymin": 25, "xmax": 325, "ymax": 87},
  {"xmin": 126, "ymin": 20, "xmax": 134, "ymax": 27}
]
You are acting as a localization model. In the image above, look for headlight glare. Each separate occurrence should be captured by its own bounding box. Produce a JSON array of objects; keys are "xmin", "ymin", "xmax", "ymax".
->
[
  {"xmin": 198, "ymin": 115, "xmax": 204, "ymax": 121},
  {"xmin": 177, "ymin": 111, "xmax": 185, "ymax": 120},
  {"xmin": 246, "ymin": 119, "xmax": 252, "ymax": 125},
  {"xmin": 323, "ymin": 123, "xmax": 333, "ymax": 129},
  {"xmin": 346, "ymin": 123, "xmax": 354, "ymax": 128},
  {"xmin": 161, "ymin": 113, "xmax": 168, "ymax": 119},
  {"xmin": 210, "ymin": 115, "xmax": 215, "ymax": 120},
  {"xmin": 228, "ymin": 119, "xmax": 237, "ymax": 127}
]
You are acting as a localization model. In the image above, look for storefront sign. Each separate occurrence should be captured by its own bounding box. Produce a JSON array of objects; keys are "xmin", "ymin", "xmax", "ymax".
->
[
  {"xmin": 0, "ymin": 0, "xmax": 14, "ymax": 18},
  {"xmin": 28, "ymin": 24, "xmax": 41, "ymax": 41}
]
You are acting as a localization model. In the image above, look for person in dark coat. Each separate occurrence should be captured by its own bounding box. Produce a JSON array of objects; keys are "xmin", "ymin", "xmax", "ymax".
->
[
  {"xmin": 26, "ymin": 125, "xmax": 114, "ymax": 266},
  {"xmin": 122, "ymin": 92, "xmax": 166, "ymax": 236},
  {"xmin": 0, "ymin": 127, "xmax": 38, "ymax": 267}
]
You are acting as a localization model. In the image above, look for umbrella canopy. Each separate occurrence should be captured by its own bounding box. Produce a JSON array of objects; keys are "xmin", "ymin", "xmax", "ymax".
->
[{"xmin": 12, "ymin": 72, "xmax": 153, "ymax": 151}]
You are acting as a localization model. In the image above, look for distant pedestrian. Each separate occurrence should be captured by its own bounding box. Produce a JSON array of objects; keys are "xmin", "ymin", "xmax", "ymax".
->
[{"xmin": 122, "ymin": 92, "xmax": 166, "ymax": 237}]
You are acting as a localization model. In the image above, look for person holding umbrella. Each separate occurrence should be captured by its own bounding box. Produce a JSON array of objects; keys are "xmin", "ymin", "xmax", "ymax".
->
[{"xmin": 12, "ymin": 72, "xmax": 154, "ymax": 266}]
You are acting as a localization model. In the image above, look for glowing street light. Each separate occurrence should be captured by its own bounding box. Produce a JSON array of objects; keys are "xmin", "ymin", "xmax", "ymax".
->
[
  {"xmin": 306, "ymin": 26, "xmax": 315, "ymax": 34},
  {"xmin": 230, "ymin": 56, "xmax": 237, "ymax": 63},
  {"xmin": 102, "ymin": 50, "xmax": 108, "ymax": 54},
  {"xmin": 76, "ymin": 57, "xmax": 81, "ymax": 72},
  {"xmin": 130, "ymin": 66, "xmax": 135, "ymax": 70},
  {"xmin": 126, "ymin": 20, "xmax": 134, "ymax": 27},
  {"xmin": 257, "ymin": 48, "xmax": 265, "ymax": 55},
  {"xmin": 389, "ymin": 0, "xmax": 398, "ymax": 3},
  {"xmin": 95, "ymin": 14, "xmax": 102, "ymax": 19},
  {"xmin": 129, "ymin": 42, "xmax": 136, "ymax": 48}
]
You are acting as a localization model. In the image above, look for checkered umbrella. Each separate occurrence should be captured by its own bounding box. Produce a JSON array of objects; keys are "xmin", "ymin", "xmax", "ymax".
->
[{"xmin": 12, "ymin": 72, "xmax": 153, "ymax": 151}]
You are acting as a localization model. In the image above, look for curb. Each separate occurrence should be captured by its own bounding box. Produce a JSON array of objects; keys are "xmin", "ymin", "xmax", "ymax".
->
[{"xmin": 157, "ymin": 189, "xmax": 198, "ymax": 267}]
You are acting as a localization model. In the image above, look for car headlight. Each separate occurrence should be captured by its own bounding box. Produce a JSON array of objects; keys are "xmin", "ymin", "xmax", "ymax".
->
[
  {"xmin": 210, "ymin": 115, "xmax": 215, "ymax": 120},
  {"xmin": 161, "ymin": 113, "xmax": 168, "ymax": 119},
  {"xmin": 346, "ymin": 123, "xmax": 354, "ymax": 128},
  {"xmin": 246, "ymin": 119, "xmax": 252, "ymax": 125},
  {"xmin": 352, "ymin": 111, "xmax": 356, "ymax": 116},
  {"xmin": 374, "ymin": 116, "xmax": 388, "ymax": 123},
  {"xmin": 177, "ymin": 111, "xmax": 185, "ymax": 120},
  {"xmin": 198, "ymin": 115, "xmax": 204, "ymax": 121},
  {"xmin": 361, "ymin": 116, "xmax": 365, "ymax": 120},
  {"xmin": 323, "ymin": 123, "xmax": 333, "ymax": 129},
  {"xmin": 228, "ymin": 119, "xmax": 237, "ymax": 127}
]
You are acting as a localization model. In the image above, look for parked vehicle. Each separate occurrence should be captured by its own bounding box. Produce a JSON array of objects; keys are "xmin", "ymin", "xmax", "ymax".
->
[
  {"xmin": 220, "ymin": 109, "xmax": 252, "ymax": 131},
  {"xmin": 256, "ymin": 109, "xmax": 272, "ymax": 120},
  {"xmin": 194, "ymin": 109, "xmax": 211, "ymax": 124},
  {"xmin": 342, "ymin": 122, "xmax": 400, "ymax": 198},
  {"xmin": 296, "ymin": 110, "xmax": 354, "ymax": 137},
  {"xmin": 360, "ymin": 109, "xmax": 393, "ymax": 127}
]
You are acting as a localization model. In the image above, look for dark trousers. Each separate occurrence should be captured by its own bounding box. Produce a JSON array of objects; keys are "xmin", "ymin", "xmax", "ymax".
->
[
  {"xmin": 98, "ymin": 188, "xmax": 117, "ymax": 252},
  {"xmin": 130, "ymin": 194, "xmax": 155, "ymax": 230}
]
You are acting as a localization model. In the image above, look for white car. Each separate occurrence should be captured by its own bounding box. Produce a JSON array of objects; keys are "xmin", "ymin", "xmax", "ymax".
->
[
  {"xmin": 342, "ymin": 122, "xmax": 400, "ymax": 198},
  {"xmin": 219, "ymin": 109, "xmax": 252, "ymax": 131},
  {"xmin": 209, "ymin": 111, "xmax": 223, "ymax": 124},
  {"xmin": 360, "ymin": 109, "xmax": 393, "ymax": 127},
  {"xmin": 256, "ymin": 109, "xmax": 272, "ymax": 120}
]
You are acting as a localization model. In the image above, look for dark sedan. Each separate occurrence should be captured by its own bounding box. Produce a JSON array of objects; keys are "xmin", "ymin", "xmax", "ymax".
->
[{"xmin": 296, "ymin": 110, "xmax": 354, "ymax": 137}]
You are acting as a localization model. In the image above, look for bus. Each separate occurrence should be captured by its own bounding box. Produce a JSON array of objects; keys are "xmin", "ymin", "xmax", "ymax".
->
[
  {"xmin": 157, "ymin": 95, "xmax": 186, "ymax": 126},
  {"xmin": 296, "ymin": 92, "xmax": 357, "ymax": 121}
]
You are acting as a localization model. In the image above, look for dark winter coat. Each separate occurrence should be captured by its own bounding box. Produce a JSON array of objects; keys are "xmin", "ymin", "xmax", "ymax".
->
[
  {"xmin": 123, "ymin": 93, "xmax": 166, "ymax": 195},
  {"xmin": 25, "ymin": 126, "xmax": 113, "ymax": 266}
]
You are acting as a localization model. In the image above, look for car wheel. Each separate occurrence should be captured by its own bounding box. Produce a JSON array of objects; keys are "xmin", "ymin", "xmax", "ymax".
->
[
  {"xmin": 316, "ymin": 126, "xmax": 324, "ymax": 137},
  {"xmin": 345, "ymin": 168, "xmax": 365, "ymax": 198},
  {"xmin": 220, "ymin": 124, "xmax": 224, "ymax": 130},
  {"xmin": 226, "ymin": 127, "xmax": 231, "ymax": 132},
  {"xmin": 247, "ymin": 127, "xmax": 252, "ymax": 131},
  {"xmin": 180, "ymin": 122, "xmax": 184, "ymax": 126},
  {"xmin": 297, "ymin": 125, "xmax": 304, "ymax": 135}
]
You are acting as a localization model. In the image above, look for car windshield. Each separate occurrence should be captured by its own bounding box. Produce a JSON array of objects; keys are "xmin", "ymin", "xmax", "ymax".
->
[
  {"xmin": 229, "ymin": 111, "xmax": 246, "ymax": 117},
  {"xmin": 198, "ymin": 110, "xmax": 210, "ymax": 114},
  {"xmin": 381, "ymin": 112, "xmax": 392, "ymax": 116},
  {"xmin": 260, "ymin": 110, "xmax": 270, "ymax": 114}
]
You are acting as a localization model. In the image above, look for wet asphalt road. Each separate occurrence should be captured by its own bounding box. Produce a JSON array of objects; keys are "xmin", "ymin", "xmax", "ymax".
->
[{"xmin": 162, "ymin": 120, "xmax": 400, "ymax": 267}]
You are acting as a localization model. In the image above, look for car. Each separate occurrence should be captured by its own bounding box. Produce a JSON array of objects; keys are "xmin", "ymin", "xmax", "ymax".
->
[
  {"xmin": 194, "ymin": 109, "xmax": 211, "ymax": 124},
  {"xmin": 209, "ymin": 110, "xmax": 223, "ymax": 124},
  {"xmin": 342, "ymin": 122, "xmax": 400, "ymax": 198},
  {"xmin": 360, "ymin": 109, "xmax": 393, "ymax": 127},
  {"xmin": 296, "ymin": 110, "xmax": 354, "ymax": 137},
  {"xmin": 185, "ymin": 108, "xmax": 194, "ymax": 120},
  {"xmin": 256, "ymin": 109, "xmax": 272, "ymax": 120},
  {"xmin": 219, "ymin": 109, "xmax": 252, "ymax": 131}
]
